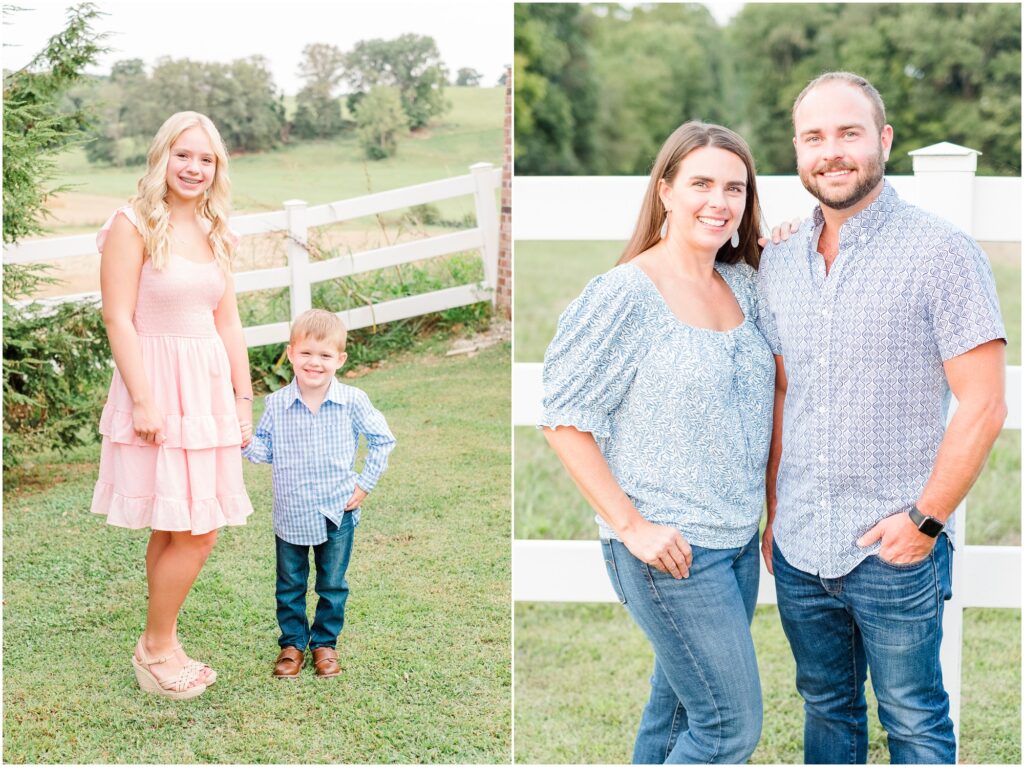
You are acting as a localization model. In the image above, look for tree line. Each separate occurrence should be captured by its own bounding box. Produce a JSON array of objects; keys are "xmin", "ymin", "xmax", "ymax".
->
[
  {"xmin": 67, "ymin": 33, "xmax": 463, "ymax": 163},
  {"xmin": 515, "ymin": 3, "xmax": 1021, "ymax": 176}
]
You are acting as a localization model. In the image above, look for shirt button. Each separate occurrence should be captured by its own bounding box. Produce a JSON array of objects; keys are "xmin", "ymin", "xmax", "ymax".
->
[
  {"xmin": 858, "ymin": 234, "xmax": 867, "ymax": 243},
  {"xmin": 818, "ymin": 356, "xmax": 827, "ymax": 365},
  {"xmin": 819, "ymin": 499, "xmax": 828, "ymax": 508},
  {"xmin": 818, "ymin": 455, "xmax": 826, "ymax": 463},
  {"xmin": 818, "ymin": 406, "xmax": 826, "ymax": 414}
]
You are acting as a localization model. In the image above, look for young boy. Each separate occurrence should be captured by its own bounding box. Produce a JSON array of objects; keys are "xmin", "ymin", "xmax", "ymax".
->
[{"xmin": 243, "ymin": 309, "xmax": 396, "ymax": 678}]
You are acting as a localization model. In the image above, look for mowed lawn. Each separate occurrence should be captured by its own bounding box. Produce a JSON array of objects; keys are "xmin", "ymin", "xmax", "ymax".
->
[
  {"xmin": 48, "ymin": 86, "xmax": 504, "ymax": 233},
  {"xmin": 513, "ymin": 241, "xmax": 1021, "ymax": 763},
  {"xmin": 3, "ymin": 343, "xmax": 510, "ymax": 764}
]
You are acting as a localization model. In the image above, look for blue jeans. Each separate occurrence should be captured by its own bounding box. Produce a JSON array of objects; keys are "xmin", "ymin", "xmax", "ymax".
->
[
  {"xmin": 603, "ymin": 533, "xmax": 762, "ymax": 764},
  {"xmin": 772, "ymin": 538, "xmax": 955, "ymax": 764},
  {"xmin": 275, "ymin": 513, "xmax": 354, "ymax": 650}
]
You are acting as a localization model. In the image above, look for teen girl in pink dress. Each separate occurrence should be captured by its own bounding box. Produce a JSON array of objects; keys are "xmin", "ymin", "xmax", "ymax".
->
[{"xmin": 92, "ymin": 111, "xmax": 254, "ymax": 699}]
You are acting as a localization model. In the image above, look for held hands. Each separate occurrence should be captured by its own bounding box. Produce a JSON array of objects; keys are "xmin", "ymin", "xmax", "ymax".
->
[
  {"xmin": 344, "ymin": 485, "xmax": 368, "ymax": 511},
  {"xmin": 235, "ymin": 397, "xmax": 253, "ymax": 449},
  {"xmin": 757, "ymin": 217, "xmax": 804, "ymax": 248},
  {"xmin": 620, "ymin": 519, "xmax": 693, "ymax": 579},
  {"xmin": 761, "ymin": 521, "xmax": 775, "ymax": 576},
  {"xmin": 132, "ymin": 401, "xmax": 166, "ymax": 445},
  {"xmin": 857, "ymin": 512, "xmax": 936, "ymax": 565}
]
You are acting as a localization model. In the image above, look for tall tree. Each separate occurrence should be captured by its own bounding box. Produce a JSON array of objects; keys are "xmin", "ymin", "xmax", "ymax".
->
[
  {"xmin": 343, "ymin": 34, "xmax": 449, "ymax": 129},
  {"xmin": 4, "ymin": 2, "xmax": 106, "ymax": 241},
  {"xmin": 292, "ymin": 43, "xmax": 346, "ymax": 139},
  {"xmin": 514, "ymin": 3, "xmax": 599, "ymax": 174},
  {"xmin": 455, "ymin": 67, "xmax": 483, "ymax": 87}
]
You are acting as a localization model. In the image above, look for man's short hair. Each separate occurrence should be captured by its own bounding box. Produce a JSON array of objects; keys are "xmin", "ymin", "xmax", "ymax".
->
[
  {"xmin": 289, "ymin": 308, "xmax": 347, "ymax": 352},
  {"xmin": 792, "ymin": 71, "xmax": 887, "ymax": 132}
]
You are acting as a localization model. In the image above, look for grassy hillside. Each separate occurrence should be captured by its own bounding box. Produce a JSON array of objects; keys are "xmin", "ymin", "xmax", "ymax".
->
[{"xmin": 48, "ymin": 87, "xmax": 503, "ymax": 233}]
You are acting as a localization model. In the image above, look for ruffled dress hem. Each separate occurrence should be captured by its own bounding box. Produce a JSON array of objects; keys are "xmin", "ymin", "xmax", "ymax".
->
[{"xmin": 91, "ymin": 481, "xmax": 254, "ymax": 535}]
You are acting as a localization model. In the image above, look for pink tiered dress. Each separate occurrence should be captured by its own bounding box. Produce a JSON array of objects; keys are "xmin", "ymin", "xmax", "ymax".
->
[{"xmin": 91, "ymin": 207, "xmax": 254, "ymax": 534}]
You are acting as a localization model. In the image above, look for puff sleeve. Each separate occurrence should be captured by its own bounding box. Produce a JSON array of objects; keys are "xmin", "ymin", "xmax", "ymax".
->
[{"xmin": 539, "ymin": 267, "xmax": 649, "ymax": 440}]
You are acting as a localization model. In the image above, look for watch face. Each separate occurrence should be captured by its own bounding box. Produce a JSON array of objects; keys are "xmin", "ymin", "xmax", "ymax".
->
[{"xmin": 920, "ymin": 517, "xmax": 944, "ymax": 537}]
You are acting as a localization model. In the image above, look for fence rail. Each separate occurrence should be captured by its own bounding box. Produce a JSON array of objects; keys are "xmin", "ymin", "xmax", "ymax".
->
[
  {"xmin": 512, "ymin": 142, "xmax": 1021, "ymax": 749},
  {"xmin": 3, "ymin": 163, "xmax": 502, "ymax": 348}
]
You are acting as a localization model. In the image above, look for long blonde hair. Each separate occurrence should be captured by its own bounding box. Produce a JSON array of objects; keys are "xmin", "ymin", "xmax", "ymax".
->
[
  {"xmin": 619, "ymin": 121, "xmax": 763, "ymax": 269},
  {"xmin": 130, "ymin": 111, "xmax": 234, "ymax": 271}
]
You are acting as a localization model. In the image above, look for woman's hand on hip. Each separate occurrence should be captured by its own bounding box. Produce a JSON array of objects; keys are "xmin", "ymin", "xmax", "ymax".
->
[
  {"xmin": 620, "ymin": 519, "xmax": 693, "ymax": 579},
  {"xmin": 132, "ymin": 401, "xmax": 166, "ymax": 445}
]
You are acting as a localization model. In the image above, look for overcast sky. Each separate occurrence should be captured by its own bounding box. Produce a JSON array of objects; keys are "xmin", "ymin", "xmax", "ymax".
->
[{"xmin": 3, "ymin": 1, "xmax": 514, "ymax": 94}]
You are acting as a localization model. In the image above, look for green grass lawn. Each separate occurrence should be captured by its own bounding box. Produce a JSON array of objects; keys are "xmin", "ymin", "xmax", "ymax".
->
[
  {"xmin": 513, "ymin": 240, "xmax": 1021, "ymax": 763},
  {"xmin": 3, "ymin": 343, "xmax": 510, "ymax": 764},
  {"xmin": 51, "ymin": 86, "xmax": 503, "ymax": 232}
]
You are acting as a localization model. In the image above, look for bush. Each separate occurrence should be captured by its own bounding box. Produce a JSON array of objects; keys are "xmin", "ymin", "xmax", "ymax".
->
[{"xmin": 3, "ymin": 266, "xmax": 112, "ymax": 468}]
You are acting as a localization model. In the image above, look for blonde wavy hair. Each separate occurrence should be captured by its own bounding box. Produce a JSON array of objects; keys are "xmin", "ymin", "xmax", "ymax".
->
[{"xmin": 130, "ymin": 111, "xmax": 234, "ymax": 271}]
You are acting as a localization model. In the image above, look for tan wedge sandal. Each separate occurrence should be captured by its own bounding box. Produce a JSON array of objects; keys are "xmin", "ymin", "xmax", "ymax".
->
[
  {"xmin": 175, "ymin": 643, "xmax": 217, "ymax": 685},
  {"xmin": 132, "ymin": 639, "xmax": 208, "ymax": 700}
]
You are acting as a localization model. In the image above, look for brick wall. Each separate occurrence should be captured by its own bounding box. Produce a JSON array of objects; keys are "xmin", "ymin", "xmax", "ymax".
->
[{"xmin": 496, "ymin": 65, "xmax": 512, "ymax": 318}]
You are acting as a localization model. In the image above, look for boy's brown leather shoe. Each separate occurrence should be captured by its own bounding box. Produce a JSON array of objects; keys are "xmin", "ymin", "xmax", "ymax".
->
[
  {"xmin": 273, "ymin": 646, "xmax": 305, "ymax": 678},
  {"xmin": 312, "ymin": 646, "xmax": 340, "ymax": 678}
]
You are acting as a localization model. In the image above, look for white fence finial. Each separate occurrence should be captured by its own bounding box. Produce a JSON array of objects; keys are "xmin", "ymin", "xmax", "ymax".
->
[{"xmin": 909, "ymin": 143, "xmax": 981, "ymax": 236}]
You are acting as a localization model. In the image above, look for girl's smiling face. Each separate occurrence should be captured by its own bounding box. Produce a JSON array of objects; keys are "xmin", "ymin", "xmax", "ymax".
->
[{"xmin": 165, "ymin": 126, "xmax": 217, "ymax": 204}]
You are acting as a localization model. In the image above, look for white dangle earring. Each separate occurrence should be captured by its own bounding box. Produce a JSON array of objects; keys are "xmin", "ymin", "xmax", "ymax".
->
[
  {"xmin": 660, "ymin": 211, "xmax": 670, "ymax": 239},
  {"xmin": 730, "ymin": 229, "xmax": 740, "ymax": 248}
]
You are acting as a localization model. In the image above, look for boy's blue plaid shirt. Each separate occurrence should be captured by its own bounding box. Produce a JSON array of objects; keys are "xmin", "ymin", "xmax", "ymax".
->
[{"xmin": 242, "ymin": 378, "xmax": 396, "ymax": 545}]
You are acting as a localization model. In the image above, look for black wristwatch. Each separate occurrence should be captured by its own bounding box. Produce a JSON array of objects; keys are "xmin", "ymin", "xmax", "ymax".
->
[{"xmin": 908, "ymin": 505, "xmax": 944, "ymax": 538}]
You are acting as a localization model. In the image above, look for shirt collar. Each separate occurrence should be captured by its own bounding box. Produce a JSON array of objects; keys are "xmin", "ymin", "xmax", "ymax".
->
[
  {"xmin": 810, "ymin": 179, "xmax": 901, "ymax": 250},
  {"xmin": 283, "ymin": 378, "xmax": 344, "ymax": 409}
]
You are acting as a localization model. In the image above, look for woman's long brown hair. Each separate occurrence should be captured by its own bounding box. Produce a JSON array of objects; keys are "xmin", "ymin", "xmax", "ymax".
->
[{"xmin": 618, "ymin": 121, "xmax": 764, "ymax": 269}]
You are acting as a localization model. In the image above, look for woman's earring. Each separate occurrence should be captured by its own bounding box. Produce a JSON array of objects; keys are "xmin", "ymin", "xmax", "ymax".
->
[
  {"xmin": 730, "ymin": 229, "xmax": 740, "ymax": 248},
  {"xmin": 660, "ymin": 212, "xmax": 669, "ymax": 239}
]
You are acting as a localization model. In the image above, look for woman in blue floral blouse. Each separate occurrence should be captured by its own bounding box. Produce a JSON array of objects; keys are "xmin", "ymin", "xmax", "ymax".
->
[{"xmin": 540, "ymin": 122, "xmax": 776, "ymax": 764}]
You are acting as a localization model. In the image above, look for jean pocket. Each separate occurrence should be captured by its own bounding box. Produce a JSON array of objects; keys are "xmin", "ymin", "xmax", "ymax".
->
[
  {"xmin": 875, "ymin": 551, "xmax": 932, "ymax": 571},
  {"xmin": 602, "ymin": 540, "xmax": 628, "ymax": 605}
]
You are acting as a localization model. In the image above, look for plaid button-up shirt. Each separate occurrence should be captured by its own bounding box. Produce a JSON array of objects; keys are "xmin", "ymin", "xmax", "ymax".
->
[
  {"xmin": 242, "ymin": 378, "xmax": 396, "ymax": 545},
  {"xmin": 757, "ymin": 181, "xmax": 1005, "ymax": 578}
]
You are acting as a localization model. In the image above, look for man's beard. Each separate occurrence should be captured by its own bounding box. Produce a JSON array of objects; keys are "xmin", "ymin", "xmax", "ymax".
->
[{"xmin": 799, "ymin": 147, "xmax": 886, "ymax": 210}]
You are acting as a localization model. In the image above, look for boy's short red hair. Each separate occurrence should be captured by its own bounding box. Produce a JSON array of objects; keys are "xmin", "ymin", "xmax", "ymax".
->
[{"xmin": 289, "ymin": 309, "xmax": 347, "ymax": 352}]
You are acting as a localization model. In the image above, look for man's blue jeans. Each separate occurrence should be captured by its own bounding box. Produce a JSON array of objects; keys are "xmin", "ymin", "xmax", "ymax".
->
[
  {"xmin": 772, "ymin": 537, "xmax": 955, "ymax": 764},
  {"xmin": 603, "ymin": 533, "xmax": 762, "ymax": 764},
  {"xmin": 275, "ymin": 513, "xmax": 354, "ymax": 651}
]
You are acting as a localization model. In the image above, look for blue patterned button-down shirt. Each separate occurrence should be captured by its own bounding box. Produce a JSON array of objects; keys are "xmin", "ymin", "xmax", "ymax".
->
[
  {"xmin": 242, "ymin": 379, "xmax": 396, "ymax": 545},
  {"xmin": 757, "ymin": 181, "xmax": 1005, "ymax": 578},
  {"xmin": 541, "ymin": 261, "xmax": 775, "ymax": 548}
]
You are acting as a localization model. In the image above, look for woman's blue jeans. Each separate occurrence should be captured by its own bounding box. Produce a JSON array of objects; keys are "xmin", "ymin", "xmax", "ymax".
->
[
  {"xmin": 772, "ymin": 537, "xmax": 955, "ymax": 764},
  {"xmin": 275, "ymin": 513, "xmax": 354, "ymax": 651},
  {"xmin": 603, "ymin": 532, "xmax": 763, "ymax": 764}
]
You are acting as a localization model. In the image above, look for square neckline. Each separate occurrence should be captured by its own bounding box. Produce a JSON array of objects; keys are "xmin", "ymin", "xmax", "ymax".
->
[{"xmin": 624, "ymin": 261, "xmax": 748, "ymax": 335}]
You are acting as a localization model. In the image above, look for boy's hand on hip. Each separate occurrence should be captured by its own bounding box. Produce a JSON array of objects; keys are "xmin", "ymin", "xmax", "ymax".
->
[{"xmin": 345, "ymin": 485, "xmax": 368, "ymax": 511}]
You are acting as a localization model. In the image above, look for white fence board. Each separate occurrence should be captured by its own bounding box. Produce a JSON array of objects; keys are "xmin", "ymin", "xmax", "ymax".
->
[
  {"xmin": 512, "ymin": 539, "xmax": 1021, "ymax": 609},
  {"xmin": 514, "ymin": 175, "xmax": 1021, "ymax": 242},
  {"xmin": 3, "ymin": 164, "xmax": 501, "ymax": 348},
  {"xmin": 308, "ymin": 229, "xmax": 485, "ymax": 282}
]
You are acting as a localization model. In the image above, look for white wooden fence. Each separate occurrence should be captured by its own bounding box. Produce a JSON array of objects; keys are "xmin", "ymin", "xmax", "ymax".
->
[
  {"xmin": 3, "ymin": 163, "xmax": 502, "ymax": 346},
  {"xmin": 512, "ymin": 143, "xmax": 1022, "ymax": 746}
]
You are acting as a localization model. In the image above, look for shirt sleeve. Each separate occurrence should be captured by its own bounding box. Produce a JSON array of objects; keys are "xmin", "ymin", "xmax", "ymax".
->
[
  {"xmin": 754, "ymin": 256, "xmax": 782, "ymax": 356},
  {"xmin": 353, "ymin": 392, "xmax": 396, "ymax": 493},
  {"xmin": 242, "ymin": 401, "xmax": 274, "ymax": 464},
  {"xmin": 539, "ymin": 268, "xmax": 648, "ymax": 440},
  {"xmin": 925, "ymin": 232, "xmax": 1006, "ymax": 361}
]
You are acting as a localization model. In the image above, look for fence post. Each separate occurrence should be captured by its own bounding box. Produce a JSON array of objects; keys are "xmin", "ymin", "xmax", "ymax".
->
[
  {"xmin": 470, "ymin": 162, "xmax": 500, "ymax": 304},
  {"xmin": 284, "ymin": 199, "xmax": 311, "ymax": 320},
  {"xmin": 908, "ymin": 142, "xmax": 980, "ymax": 236}
]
